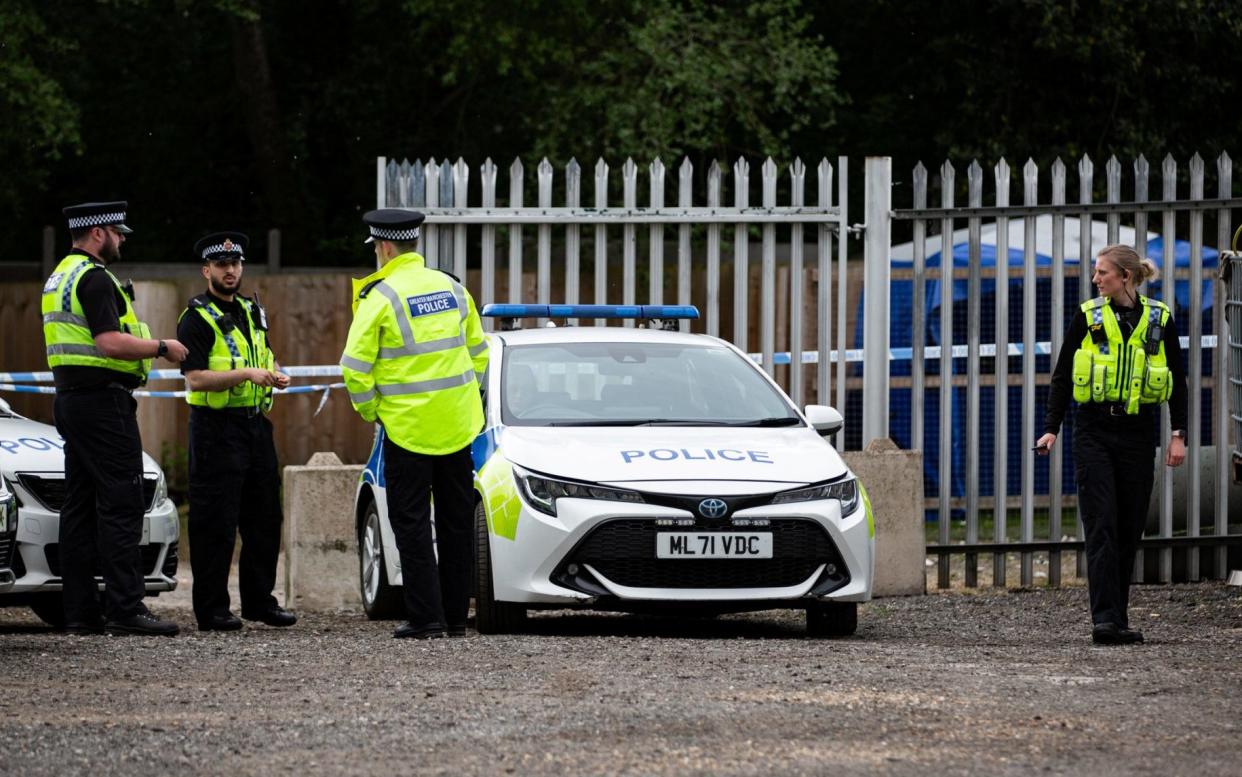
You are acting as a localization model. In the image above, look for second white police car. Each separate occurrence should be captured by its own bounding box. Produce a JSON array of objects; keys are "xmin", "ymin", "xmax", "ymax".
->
[
  {"xmin": 354, "ymin": 304, "xmax": 873, "ymax": 637},
  {"xmin": 0, "ymin": 397, "xmax": 179, "ymax": 624}
]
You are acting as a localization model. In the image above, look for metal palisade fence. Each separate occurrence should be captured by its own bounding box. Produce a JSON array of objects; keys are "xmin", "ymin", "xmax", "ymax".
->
[
  {"xmin": 888, "ymin": 152, "xmax": 1241, "ymax": 588},
  {"xmin": 377, "ymin": 152, "xmax": 1242, "ymax": 589},
  {"xmin": 376, "ymin": 155, "xmax": 851, "ymax": 409}
]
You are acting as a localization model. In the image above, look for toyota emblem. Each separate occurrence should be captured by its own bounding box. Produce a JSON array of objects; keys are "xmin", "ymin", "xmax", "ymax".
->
[{"xmin": 698, "ymin": 498, "xmax": 728, "ymax": 519}]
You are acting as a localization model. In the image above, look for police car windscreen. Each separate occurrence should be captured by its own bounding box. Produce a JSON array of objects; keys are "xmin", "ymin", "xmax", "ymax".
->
[{"xmin": 501, "ymin": 342, "xmax": 800, "ymax": 426}]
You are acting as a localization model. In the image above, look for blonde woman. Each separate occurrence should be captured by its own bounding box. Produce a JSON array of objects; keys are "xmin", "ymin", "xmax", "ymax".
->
[{"xmin": 1036, "ymin": 244, "xmax": 1187, "ymax": 645}]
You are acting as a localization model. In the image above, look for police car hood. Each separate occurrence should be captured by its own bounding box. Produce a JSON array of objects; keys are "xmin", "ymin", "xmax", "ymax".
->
[
  {"xmin": 498, "ymin": 426, "xmax": 847, "ymax": 487},
  {"xmin": 0, "ymin": 413, "xmax": 160, "ymax": 477}
]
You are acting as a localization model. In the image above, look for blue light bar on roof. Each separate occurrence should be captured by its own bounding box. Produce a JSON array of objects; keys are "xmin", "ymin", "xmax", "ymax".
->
[{"xmin": 481, "ymin": 304, "xmax": 700, "ymax": 320}]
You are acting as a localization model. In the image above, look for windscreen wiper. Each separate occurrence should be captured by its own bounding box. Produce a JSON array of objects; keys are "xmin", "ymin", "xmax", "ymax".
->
[{"xmin": 723, "ymin": 417, "xmax": 803, "ymax": 427}]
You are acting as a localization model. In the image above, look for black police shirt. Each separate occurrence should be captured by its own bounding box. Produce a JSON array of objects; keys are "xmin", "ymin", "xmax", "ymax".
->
[
  {"xmin": 51, "ymin": 252, "xmax": 142, "ymax": 391},
  {"xmin": 176, "ymin": 291, "xmax": 257, "ymax": 376}
]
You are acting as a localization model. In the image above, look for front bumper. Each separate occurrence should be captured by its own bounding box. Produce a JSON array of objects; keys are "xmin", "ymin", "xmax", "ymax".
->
[
  {"xmin": 486, "ymin": 494, "xmax": 873, "ymax": 606},
  {"xmin": 1, "ymin": 496, "xmax": 180, "ymax": 596}
]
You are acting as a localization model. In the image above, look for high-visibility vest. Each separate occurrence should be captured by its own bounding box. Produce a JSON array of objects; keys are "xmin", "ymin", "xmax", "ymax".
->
[
  {"xmin": 180, "ymin": 295, "xmax": 275, "ymax": 411},
  {"xmin": 1071, "ymin": 295, "xmax": 1173, "ymax": 414},
  {"xmin": 340, "ymin": 252, "xmax": 488, "ymax": 455},
  {"xmin": 41, "ymin": 253, "xmax": 151, "ymax": 381}
]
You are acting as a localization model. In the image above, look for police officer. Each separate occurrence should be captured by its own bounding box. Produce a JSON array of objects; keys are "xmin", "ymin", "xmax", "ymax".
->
[
  {"xmin": 340, "ymin": 210, "xmax": 488, "ymax": 639},
  {"xmin": 1038, "ymin": 244, "xmax": 1187, "ymax": 645},
  {"xmin": 177, "ymin": 232, "xmax": 297, "ymax": 631},
  {"xmin": 43, "ymin": 201, "xmax": 187, "ymax": 636}
]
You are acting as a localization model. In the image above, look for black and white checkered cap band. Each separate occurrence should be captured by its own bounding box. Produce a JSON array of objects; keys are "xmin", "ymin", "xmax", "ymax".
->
[
  {"xmin": 200, "ymin": 243, "xmax": 244, "ymax": 259},
  {"xmin": 67, "ymin": 212, "xmax": 126, "ymax": 229},
  {"xmin": 368, "ymin": 226, "xmax": 421, "ymax": 241}
]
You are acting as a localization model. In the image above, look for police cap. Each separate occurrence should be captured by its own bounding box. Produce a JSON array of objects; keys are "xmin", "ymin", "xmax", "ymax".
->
[
  {"xmin": 194, "ymin": 232, "xmax": 248, "ymax": 263},
  {"xmin": 363, "ymin": 209, "xmax": 425, "ymax": 244},
  {"xmin": 64, "ymin": 201, "xmax": 132, "ymax": 234}
]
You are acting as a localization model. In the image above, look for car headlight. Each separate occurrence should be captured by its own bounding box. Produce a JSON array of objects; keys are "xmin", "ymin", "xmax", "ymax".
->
[
  {"xmin": 154, "ymin": 472, "xmax": 168, "ymax": 507},
  {"xmin": 0, "ymin": 485, "xmax": 15, "ymax": 534},
  {"xmin": 771, "ymin": 477, "xmax": 859, "ymax": 515},
  {"xmin": 512, "ymin": 465, "xmax": 644, "ymax": 517}
]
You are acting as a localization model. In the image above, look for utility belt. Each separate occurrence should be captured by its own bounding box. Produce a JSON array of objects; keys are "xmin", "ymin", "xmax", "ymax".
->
[{"xmin": 192, "ymin": 404, "xmax": 263, "ymax": 419}]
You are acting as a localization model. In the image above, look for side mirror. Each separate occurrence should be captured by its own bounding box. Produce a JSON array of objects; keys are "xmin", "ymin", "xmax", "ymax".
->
[{"xmin": 804, "ymin": 404, "xmax": 843, "ymax": 437}]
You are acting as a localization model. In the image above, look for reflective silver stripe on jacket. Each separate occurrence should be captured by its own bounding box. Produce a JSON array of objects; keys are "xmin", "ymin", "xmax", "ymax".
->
[
  {"xmin": 448, "ymin": 280, "xmax": 469, "ymax": 321},
  {"xmin": 42, "ymin": 311, "xmax": 89, "ymax": 327},
  {"xmin": 47, "ymin": 343, "xmax": 102, "ymax": 357},
  {"xmin": 468, "ymin": 340, "xmax": 488, "ymax": 357},
  {"xmin": 372, "ymin": 282, "xmax": 418, "ymax": 348},
  {"xmin": 349, "ymin": 387, "xmax": 377, "ymax": 404},
  {"xmin": 378, "ymin": 333, "xmax": 467, "ymax": 359},
  {"xmin": 340, "ymin": 354, "xmax": 374, "ymax": 374},
  {"xmin": 375, "ymin": 368, "xmax": 476, "ymax": 396}
]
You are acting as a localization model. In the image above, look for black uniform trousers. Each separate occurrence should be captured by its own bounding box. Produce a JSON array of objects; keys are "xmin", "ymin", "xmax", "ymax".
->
[
  {"xmin": 188, "ymin": 407, "xmax": 282, "ymax": 621},
  {"xmin": 382, "ymin": 437, "xmax": 474, "ymax": 630},
  {"xmin": 53, "ymin": 387, "xmax": 147, "ymax": 623},
  {"xmin": 1072, "ymin": 407, "xmax": 1156, "ymax": 629}
]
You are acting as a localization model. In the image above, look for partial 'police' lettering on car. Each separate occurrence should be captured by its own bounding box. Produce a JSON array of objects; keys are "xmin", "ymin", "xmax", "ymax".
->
[
  {"xmin": 0, "ymin": 437, "xmax": 65, "ymax": 455},
  {"xmin": 406, "ymin": 290, "xmax": 459, "ymax": 318},
  {"xmin": 620, "ymin": 448, "xmax": 773, "ymax": 464}
]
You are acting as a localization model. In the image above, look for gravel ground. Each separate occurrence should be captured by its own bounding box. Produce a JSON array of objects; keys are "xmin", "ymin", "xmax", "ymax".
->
[{"xmin": 1, "ymin": 582, "xmax": 1240, "ymax": 777}]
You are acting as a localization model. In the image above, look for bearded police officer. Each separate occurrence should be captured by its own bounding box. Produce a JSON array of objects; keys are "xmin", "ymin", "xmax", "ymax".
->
[
  {"xmin": 340, "ymin": 210, "xmax": 488, "ymax": 639},
  {"xmin": 177, "ymin": 232, "xmax": 297, "ymax": 632},
  {"xmin": 43, "ymin": 201, "xmax": 187, "ymax": 636}
]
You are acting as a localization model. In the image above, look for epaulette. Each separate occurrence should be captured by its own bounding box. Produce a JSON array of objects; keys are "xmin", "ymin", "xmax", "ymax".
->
[
  {"xmin": 358, "ymin": 279, "xmax": 383, "ymax": 300},
  {"xmin": 1139, "ymin": 295, "xmax": 1170, "ymax": 312},
  {"xmin": 438, "ymin": 269, "xmax": 462, "ymax": 284},
  {"xmin": 1081, "ymin": 296, "xmax": 1108, "ymax": 311},
  {"xmin": 188, "ymin": 293, "xmax": 213, "ymax": 309}
]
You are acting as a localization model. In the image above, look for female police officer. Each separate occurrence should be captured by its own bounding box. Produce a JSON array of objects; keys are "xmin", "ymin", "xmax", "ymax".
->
[{"xmin": 1036, "ymin": 244, "xmax": 1187, "ymax": 645}]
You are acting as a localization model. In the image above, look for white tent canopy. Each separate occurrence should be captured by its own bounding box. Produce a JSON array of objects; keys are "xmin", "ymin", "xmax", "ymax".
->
[{"xmin": 890, "ymin": 214, "xmax": 1155, "ymax": 264}]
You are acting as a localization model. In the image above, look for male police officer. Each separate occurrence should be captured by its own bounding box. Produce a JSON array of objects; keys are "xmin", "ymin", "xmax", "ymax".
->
[
  {"xmin": 177, "ymin": 232, "xmax": 297, "ymax": 631},
  {"xmin": 340, "ymin": 210, "xmax": 488, "ymax": 639},
  {"xmin": 43, "ymin": 201, "xmax": 187, "ymax": 636}
]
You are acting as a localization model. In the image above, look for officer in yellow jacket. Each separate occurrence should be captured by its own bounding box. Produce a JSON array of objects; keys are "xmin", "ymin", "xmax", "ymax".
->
[
  {"xmin": 341, "ymin": 210, "xmax": 488, "ymax": 639},
  {"xmin": 42, "ymin": 201, "xmax": 187, "ymax": 637},
  {"xmin": 177, "ymin": 232, "xmax": 296, "ymax": 632}
]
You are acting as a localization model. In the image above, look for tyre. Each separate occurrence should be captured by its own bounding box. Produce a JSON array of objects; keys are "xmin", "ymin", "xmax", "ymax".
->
[
  {"xmin": 29, "ymin": 592, "xmax": 66, "ymax": 628},
  {"xmin": 473, "ymin": 500, "xmax": 526, "ymax": 634},
  {"xmin": 359, "ymin": 499, "xmax": 403, "ymax": 620},
  {"xmin": 805, "ymin": 600, "xmax": 857, "ymax": 638}
]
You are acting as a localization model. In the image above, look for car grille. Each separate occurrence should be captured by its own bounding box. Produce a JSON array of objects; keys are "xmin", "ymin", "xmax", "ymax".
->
[
  {"xmin": 0, "ymin": 534, "xmax": 15, "ymax": 572},
  {"xmin": 555, "ymin": 518, "xmax": 846, "ymax": 590},
  {"xmin": 44, "ymin": 543, "xmax": 165, "ymax": 578},
  {"xmin": 17, "ymin": 474, "xmax": 157, "ymax": 513}
]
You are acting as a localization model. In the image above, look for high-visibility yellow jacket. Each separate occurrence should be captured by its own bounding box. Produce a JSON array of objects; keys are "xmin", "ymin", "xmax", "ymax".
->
[
  {"xmin": 179, "ymin": 294, "xmax": 275, "ymax": 411},
  {"xmin": 41, "ymin": 253, "xmax": 151, "ymax": 381},
  {"xmin": 340, "ymin": 252, "xmax": 488, "ymax": 455},
  {"xmin": 1071, "ymin": 295, "xmax": 1173, "ymax": 414}
]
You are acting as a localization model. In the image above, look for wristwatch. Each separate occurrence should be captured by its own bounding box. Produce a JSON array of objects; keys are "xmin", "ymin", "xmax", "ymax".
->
[
  {"xmin": 1171, "ymin": 429, "xmax": 1186, "ymax": 441},
  {"xmin": 156, "ymin": 340, "xmax": 168, "ymax": 358}
]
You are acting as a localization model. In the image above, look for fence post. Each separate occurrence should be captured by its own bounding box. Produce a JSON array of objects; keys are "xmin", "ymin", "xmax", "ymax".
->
[
  {"xmin": 42, "ymin": 226, "xmax": 55, "ymax": 277},
  {"xmin": 267, "ymin": 228, "xmax": 281, "ymax": 271},
  {"xmin": 862, "ymin": 157, "xmax": 892, "ymax": 447}
]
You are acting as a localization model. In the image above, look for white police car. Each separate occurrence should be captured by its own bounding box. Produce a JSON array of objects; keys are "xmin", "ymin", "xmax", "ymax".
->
[
  {"xmin": 354, "ymin": 304, "xmax": 873, "ymax": 637},
  {"xmin": 0, "ymin": 397, "xmax": 179, "ymax": 625}
]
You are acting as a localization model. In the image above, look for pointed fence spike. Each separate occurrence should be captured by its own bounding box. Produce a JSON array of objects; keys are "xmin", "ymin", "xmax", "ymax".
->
[
  {"xmin": 679, "ymin": 156, "xmax": 693, "ymax": 175},
  {"xmin": 762, "ymin": 157, "xmax": 778, "ymax": 176},
  {"xmin": 1190, "ymin": 151, "xmax": 1204, "ymax": 171},
  {"xmin": 510, "ymin": 157, "xmax": 524, "ymax": 175}
]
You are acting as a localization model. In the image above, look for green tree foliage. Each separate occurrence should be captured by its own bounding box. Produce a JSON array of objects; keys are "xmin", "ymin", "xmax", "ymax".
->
[
  {"xmin": 0, "ymin": 0, "xmax": 81, "ymax": 222},
  {"xmin": 0, "ymin": 0, "xmax": 1238, "ymax": 265}
]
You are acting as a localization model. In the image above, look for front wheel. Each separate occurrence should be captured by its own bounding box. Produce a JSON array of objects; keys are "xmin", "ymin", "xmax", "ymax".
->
[
  {"xmin": 806, "ymin": 600, "xmax": 857, "ymax": 638},
  {"xmin": 359, "ymin": 500, "xmax": 403, "ymax": 620},
  {"xmin": 473, "ymin": 500, "xmax": 526, "ymax": 634}
]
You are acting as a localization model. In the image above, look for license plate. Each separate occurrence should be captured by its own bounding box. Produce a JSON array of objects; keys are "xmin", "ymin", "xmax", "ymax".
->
[{"xmin": 656, "ymin": 532, "xmax": 772, "ymax": 559}]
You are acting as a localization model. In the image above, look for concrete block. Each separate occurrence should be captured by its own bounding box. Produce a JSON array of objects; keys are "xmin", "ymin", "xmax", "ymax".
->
[
  {"xmin": 283, "ymin": 451, "xmax": 364, "ymax": 611},
  {"xmin": 842, "ymin": 438, "xmax": 926, "ymax": 597}
]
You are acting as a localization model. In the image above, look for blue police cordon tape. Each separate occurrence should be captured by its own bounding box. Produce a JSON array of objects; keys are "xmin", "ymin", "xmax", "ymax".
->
[
  {"xmin": 0, "ymin": 364, "xmax": 348, "ymax": 416},
  {"xmin": 0, "ymin": 335, "xmax": 1218, "ymax": 387}
]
